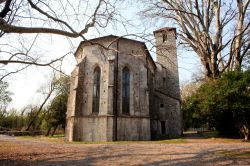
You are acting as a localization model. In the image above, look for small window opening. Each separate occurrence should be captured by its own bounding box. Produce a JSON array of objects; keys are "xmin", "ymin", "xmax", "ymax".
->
[
  {"xmin": 163, "ymin": 34, "xmax": 167, "ymax": 42},
  {"xmin": 163, "ymin": 77, "xmax": 166, "ymax": 86},
  {"xmin": 160, "ymin": 103, "xmax": 164, "ymax": 108}
]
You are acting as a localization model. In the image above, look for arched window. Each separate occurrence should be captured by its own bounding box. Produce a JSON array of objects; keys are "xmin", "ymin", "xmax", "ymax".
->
[
  {"xmin": 92, "ymin": 66, "xmax": 101, "ymax": 113},
  {"xmin": 122, "ymin": 67, "xmax": 130, "ymax": 114}
]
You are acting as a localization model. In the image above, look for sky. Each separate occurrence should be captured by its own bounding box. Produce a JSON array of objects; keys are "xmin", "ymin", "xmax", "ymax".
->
[{"xmin": 2, "ymin": 1, "xmax": 201, "ymax": 110}]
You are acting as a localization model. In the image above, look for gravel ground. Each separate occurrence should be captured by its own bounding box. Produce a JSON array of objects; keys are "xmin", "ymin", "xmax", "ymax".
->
[{"xmin": 0, "ymin": 134, "xmax": 249, "ymax": 166}]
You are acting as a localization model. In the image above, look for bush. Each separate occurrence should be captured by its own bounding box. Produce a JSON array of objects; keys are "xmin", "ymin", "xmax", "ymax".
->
[{"xmin": 182, "ymin": 70, "xmax": 250, "ymax": 140}]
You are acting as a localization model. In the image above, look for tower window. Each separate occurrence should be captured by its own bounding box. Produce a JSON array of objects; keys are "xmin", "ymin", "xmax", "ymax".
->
[
  {"xmin": 163, "ymin": 77, "xmax": 166, "ymax": 86},
  {"xmin": 122, "ymin": 67, "xmax": 130, "ymax": 115},
  {"xmin": 160, "ymin": 103, "xmax": 164, "ymax": 108},
  {"xmin": 163, "ymin": 34, "xmax": 167, "ymax": 42},
  {"xmin": 92, "ymin": 66, "xmax": 101, "ymax": 113}
]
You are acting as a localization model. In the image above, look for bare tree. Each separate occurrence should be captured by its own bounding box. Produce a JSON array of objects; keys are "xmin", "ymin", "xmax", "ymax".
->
[
  {"xmin": 142, "ymin": 0, "xmax": 250, "ymax": 78},
  {"xmin": 26, "ymin": 73, "xmax": 68, "ymax": 131},
  {"xmin": 0, "ymin": 0, "xmax": 117, "ymax": 38},
  {"xmin": 0, "ymin": 0, "xmax": 122, "ymax": 80}
]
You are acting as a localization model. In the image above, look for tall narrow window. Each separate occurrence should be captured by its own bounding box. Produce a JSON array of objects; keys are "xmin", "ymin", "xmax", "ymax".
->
[
  {"xmin": 92, "ymin": 66, "xmax": 101, "ymax": 113},
  {"xmin": 163, "ymin": 34, "xmax": 167, "ymax": 42},
  {"xmin": 122, "ymin": 67, "xmax": 130, "ymax": 114}
]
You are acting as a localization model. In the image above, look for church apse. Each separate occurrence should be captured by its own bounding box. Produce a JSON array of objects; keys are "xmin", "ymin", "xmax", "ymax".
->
[{"xmin": 65, "ymin": 28, "xmax": 182, "ymax": 142}]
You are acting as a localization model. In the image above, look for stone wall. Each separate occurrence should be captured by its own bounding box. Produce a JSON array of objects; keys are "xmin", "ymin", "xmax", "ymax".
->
[
  {"xmin": 150, "ymin": 92, "xmax": 182, "ymax": 139},
  {"xmin": 66, "ymin": 38, "xmax": 114, "ymax": 142},
  {"xmin": 154, "ymin": 29, "xmax": 180, "ymax": 98},
  {"xmin": 150, "ymin": 28, "xmax": 182, "ymax": 139},
  {"xmin": 72, "ymin": 116, "xmax": 113, "ymax": 142},
  {"xmin": 66, "ymin": 30, "xmax": 182, "ymax": 142},
  {"xmin": 117, "ymin": 117, "xmax": 150, "ymax": 141},
  {"xmin": 116, "ymin": 39, "xmax": 150, "ymax": 117},
  {"xmin": 115, "ymin": 39, "xmax": 152, "ymax": 141},
  {"xmin": 65, "ymin": 64, "xmax": 79, "ymax": 141},
  {"xmin": 66, "ymin": 37, "xmax": 153, "ymax": 142}
]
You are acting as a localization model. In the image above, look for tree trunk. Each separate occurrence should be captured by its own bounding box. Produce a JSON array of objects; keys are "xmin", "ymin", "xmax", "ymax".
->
[
  {"xmin": 240, "ymin": 125, "xmax": 249, "ymax": 141},
  {"xmin": 244, "ymin": 134, "xmax": 248, "ymax": 141},
  {"xmin": 26, "ymin": 82, "xmax": 55, "ymax": 131},
  {"xmin": 51, "ymin": 125, "xmax": 58, "ymax": 136},
  {"xmin": 45, "ymin": 127, "xmax": 52, "ymax": 136}
]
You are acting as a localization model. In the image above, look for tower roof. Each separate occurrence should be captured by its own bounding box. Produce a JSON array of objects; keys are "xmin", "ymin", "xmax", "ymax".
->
[{"xmin": 153, "ymin": 27, "xmax": 176, "ymax": 36}]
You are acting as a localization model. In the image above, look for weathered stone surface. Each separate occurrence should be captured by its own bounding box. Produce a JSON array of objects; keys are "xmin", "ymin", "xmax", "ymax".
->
[
  {"xmin": 66, "ymin": 28, "xmax": 182, "ymax": 142},
  {"xmin": 151, "ymin": 28, "xmax": 182, "ymax": 139}
]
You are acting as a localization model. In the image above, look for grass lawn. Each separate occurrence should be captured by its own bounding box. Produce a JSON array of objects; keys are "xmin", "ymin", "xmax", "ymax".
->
[
  {"xmin": 201, "ymin": 131, "xmax": 219, "ymax": 138},
  {"xmin": 71, "ymin": 138, "xmax": 187, "ymax": 145},
  {"xmin": 18, "ymin": 134, "xmax": 187, "ymax": 144},
  {"xmin": 17, "ymin": 131, "xmax": 248, "ymax": 144}
]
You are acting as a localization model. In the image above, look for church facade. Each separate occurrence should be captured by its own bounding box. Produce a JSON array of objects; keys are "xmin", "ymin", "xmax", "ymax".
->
[{"xmin": 65, "ymin": 27, "xmax": 182, "ymax": 142}]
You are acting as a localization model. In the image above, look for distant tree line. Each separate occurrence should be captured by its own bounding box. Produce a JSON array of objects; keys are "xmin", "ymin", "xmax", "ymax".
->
[{"xmin": 0, "ymin": 75, "xmax": 69, "ymax": 136}]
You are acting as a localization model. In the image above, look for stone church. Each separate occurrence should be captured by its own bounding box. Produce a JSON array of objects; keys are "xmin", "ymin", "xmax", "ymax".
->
[{"xmin": 65, "ymin": 27, "xmax": 182, "ymax": 142}]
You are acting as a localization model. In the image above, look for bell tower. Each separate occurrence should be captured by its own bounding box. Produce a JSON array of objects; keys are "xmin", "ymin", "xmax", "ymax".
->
[
  {"xmin": 154, "ymin": 27, "xmax": 180, "ymax": 98},
  {"xmin": 152, "ymin": 27, "xmax": 182, "ymax": 138}
]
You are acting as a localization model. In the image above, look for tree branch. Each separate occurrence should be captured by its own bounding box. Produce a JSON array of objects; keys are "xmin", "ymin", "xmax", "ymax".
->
[{"xmin": 0, "ymin": 0, "xmax": 11, "ymax": 18}]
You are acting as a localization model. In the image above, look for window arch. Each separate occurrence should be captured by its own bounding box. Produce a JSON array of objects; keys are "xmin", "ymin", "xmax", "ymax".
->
[
  {"xmin": 122, "ymin": 67, "xmax": 130, "ymax": 114},
  {"xmin": 92, "ymin": 66, "xmax": 101, "ymax": 113}
]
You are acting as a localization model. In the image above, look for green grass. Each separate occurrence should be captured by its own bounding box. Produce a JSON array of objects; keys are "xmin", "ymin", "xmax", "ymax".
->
[
  {"xmin": 17, "ymin": 134, "xmax": 187, "ymax": 144},
  {"xmin": 155, "ymin": 138, "xmax": 187, "ymax": 143},
  {"xmin": 18, "ymin": 135, "xmax": 38, "ymax": 139},
  {"xmin": 71, "ymin": 138, "xmax": 187, "ymax": 145},
  {"xmin": 48, "ymin": 134, "xmax": 64, "ymax": 138},
  {"xmin": 18, "ymin": 134, "xmax": 64, "ymax": 139},
  {"xmin": 201, "ymin": 131, "xmax": 219, "ymax": 138}
]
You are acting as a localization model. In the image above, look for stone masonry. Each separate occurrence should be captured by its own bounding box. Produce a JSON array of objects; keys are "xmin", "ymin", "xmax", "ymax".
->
[{"xmin": 65, "ymin": 27, "xmax": 182, "ymax": 142}]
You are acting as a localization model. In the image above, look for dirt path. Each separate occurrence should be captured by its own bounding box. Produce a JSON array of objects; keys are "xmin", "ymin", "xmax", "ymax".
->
[{"xmin": 0, "ymin": 135, "xmax": 250, "ymax": 166}]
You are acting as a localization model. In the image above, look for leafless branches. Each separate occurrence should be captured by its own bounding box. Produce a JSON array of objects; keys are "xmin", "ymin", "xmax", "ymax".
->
[
  {"xmin": 0, "ymin": 0, "xmax": 116, "ymax": 38},
  {"xmin": 0, "ymin": 0, "xmax": 122, "ymax": 80},
  {"xmin": 142, "ymin": 0, "xmax": 250, "ymax": 78},
  {"xmin": 0, "ymin": 32, "xmax": 72, "ymax": 81},
  {"xmin": 26, "ymin": 72, "xmax": 58, "ymax": 131}
]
